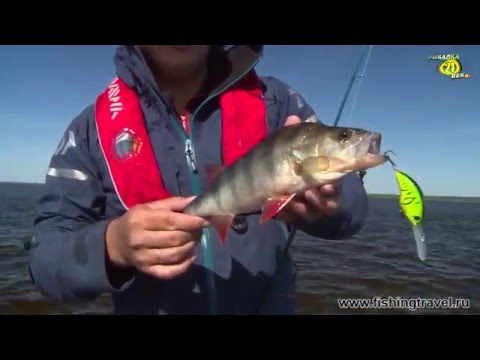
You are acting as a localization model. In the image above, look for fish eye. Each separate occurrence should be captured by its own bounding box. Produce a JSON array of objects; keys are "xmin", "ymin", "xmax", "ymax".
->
[{"xmin": 337, "ymin": 129, "xmax": 352, "ymax": 142}]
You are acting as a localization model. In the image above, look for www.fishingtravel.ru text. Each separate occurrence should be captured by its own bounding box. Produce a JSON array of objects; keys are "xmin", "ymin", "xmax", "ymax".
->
[{"xmin": 337, "ymin": 296, "xmax": 470, "ymax": 311}]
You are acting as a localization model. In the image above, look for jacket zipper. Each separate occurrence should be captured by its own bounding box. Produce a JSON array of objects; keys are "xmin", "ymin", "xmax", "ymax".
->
[
  {"xmin": 130, "ymin": 47, "xmax": 259, "ymax": 189},
  {"xmin": 168, "ymin": 115, "xmax": 201, "ymax": 195},
  {"xmin": 185, "ymin": 138, "xmax": 197, "ymax": 173},
  {"xmin": 171, "ymin": 58, "xmax": 260, "ymax": 195},
  {"xmin": 134, "ymin": 49, "xmax": 285, "ymax": 313},
  {"xmin": 168, "ymin": 59, "xmax": 260, "ymax": 315}
]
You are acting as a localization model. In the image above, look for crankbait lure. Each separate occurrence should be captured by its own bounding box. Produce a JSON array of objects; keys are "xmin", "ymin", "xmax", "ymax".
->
[{"xmin": 384, "ymin": 151, "xmax": 427, "ymax": 261}]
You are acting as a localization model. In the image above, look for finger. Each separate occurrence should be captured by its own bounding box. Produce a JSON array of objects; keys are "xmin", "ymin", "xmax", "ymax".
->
[
  {"xmin": 321, "ymin": 180, "xmax": 342, "ymax": 196},
  {"xmin": 275, "ymin": 206, "xmax": 298, "ymax": 223},
  {"xmin": 303, "ymin": 189, "xmax": 322, "ymax": 210},
  {"xmin": 282, "ymin": 200, "xmax": 308, "ymax": 219},
  {"xmin": 133, "ymin": 241, "xmax": 195, "ymax": 268},
  {"xmin": 287, "ymin": 195, "xmax": 327, "ymax": 222},
  {"xmin": 323, "ymin": 199, "xmax": 340, "ymax": 216},
  {"xmin": 290, "ymin": 190, "xmax": 323, "ymax": 215},
  {"xmin": 145, "ymin": 196, "xmax": 197, "ymax": 212},
  {"xmin": 154, "ymin": 240, "xmax": 197, "ymax": 265},
  {"xmin": 279, "ymin": 191, "xmax": 341, "ymax": 223},
  {"xmin": 319, "ymin": 184, "xmax": 336, "ymax": 196},
  {"xmin": 142, "ymin": 210, "xmax": 208, "ymax": 232},
  {"xmin": 145, "ymin": 256, "xmax": 196, "ymax": 280},
  {"xmin": 304, "ymin": 190, "xmax": 339, "ymax": 217},
  {"xmin": 289, "ymin": 202, "xmax": 323, "ymax": 222},
  {"xmin": 142, "ymin": 229, "xmax": 202, "ymax": 248},
  {"xmin": 283, "ymin": 115, "xmax": 302, "ymax": 127}
]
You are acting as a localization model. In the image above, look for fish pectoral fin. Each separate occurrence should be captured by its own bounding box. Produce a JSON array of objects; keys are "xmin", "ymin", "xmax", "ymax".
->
[
  {"xmin": 294, "ymin": 156, "xmax": 330, "ymax": 176},
  {"xmin": 210, "ymin": 214, "xmax": 234, "ymax": 244},
  {"xmin": 260, "ymin": 194, "xmax": 297, "ymax": 223},
  {"xmin": 303, "ymin": 156, "xmax": 330, "ymax": 171}
]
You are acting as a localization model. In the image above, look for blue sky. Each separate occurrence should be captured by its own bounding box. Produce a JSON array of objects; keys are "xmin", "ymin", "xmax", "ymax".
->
[{"xmin": 1, "ymin": 45, "xmax": 479, "ymax": 196}]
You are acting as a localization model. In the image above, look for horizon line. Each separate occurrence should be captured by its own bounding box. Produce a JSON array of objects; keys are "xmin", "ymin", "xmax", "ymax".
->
[{"xmin": 0, "ymin": 181, "xmax": 478, "ymax": 199}]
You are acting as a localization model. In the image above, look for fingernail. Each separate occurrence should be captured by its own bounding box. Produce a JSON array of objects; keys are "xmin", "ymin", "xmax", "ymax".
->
[{"xmin": 191, "ymin": 255, "xmax": 197, "ymax": 262}]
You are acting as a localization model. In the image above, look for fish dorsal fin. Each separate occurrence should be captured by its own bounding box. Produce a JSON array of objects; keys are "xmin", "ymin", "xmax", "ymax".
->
[{"xmin": 206, "ymin": 164, "xmax": 225, "ymax": 185}]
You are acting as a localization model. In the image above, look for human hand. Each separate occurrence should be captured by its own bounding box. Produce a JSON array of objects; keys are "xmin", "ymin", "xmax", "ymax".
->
[
  {"xmin": 277, "ymin": 182, "xmax": 342, "ymax": 223},
  {"xmin": 277, "ymin": 115, "xmax": 342, "ymax": 224},
  {"xmin": 105, "ymin": 196, "xmax": 208, "ymax": 280}
]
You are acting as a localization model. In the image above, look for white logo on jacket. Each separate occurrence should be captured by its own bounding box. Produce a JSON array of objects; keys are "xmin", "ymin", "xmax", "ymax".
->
[{"xmin": 107, "ymin": 78, "xmax": 123, "ymax": 120}]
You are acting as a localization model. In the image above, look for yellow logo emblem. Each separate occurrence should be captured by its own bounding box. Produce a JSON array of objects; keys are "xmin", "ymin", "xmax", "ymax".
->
[
  {"xmin": 429, "ymin": 54, "xmax": 471, "ymax": 79},
  {"xmin": 438, "ymin": 59, "xmax": 462, "ymax": 76}
]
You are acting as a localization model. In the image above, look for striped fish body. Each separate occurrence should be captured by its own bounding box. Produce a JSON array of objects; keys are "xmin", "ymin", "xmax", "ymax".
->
[{"xmin": 184, "ymin": 122, "xmax": 387, "ymax": 243}]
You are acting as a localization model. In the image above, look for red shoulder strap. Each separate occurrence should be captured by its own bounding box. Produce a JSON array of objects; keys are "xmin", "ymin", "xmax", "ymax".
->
[
  {"xmin": 220, "ymin": 71, "xmax": 268, "ymax": 167},
  {"xmin": 95, "ymin": 71, "xmax": 267, "ymax": 209},
  {"xmin": 94, "ymin": 77, "xmax": 172, "ymax": 209}
]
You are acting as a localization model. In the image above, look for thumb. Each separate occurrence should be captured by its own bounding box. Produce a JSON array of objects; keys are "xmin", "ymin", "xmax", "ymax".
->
[
  {"xmin": 284, "ymin": 115, "xmax": 302, "ymax": 127},
  {"xmin": 145, "ymin": 196, "xmax": 196, "ymax": 212}
]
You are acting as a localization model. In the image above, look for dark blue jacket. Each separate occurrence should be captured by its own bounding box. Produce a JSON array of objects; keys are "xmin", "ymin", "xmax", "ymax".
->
[{"xmin": 28, "ymin": 45, "xmax": 369, "ymax": 314}]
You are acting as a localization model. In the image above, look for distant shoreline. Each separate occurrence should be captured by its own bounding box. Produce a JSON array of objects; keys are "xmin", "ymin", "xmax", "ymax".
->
[
  {"xmin": 0, "ymin": 182, "xmax": 478, "ymax": 203},
  {"xmin": 369, "ymin": 193, "xmax": 480, "ymax": 203},
  {"xmin": 0, "ymin": 181, "xmax": 44, "ymax": 186}
]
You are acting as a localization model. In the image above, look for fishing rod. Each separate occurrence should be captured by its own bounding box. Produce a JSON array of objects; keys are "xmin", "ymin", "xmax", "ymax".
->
[
  {"xmin": 334, "ymin": 45, "xmax": 373, "ymax": 127},
  {"xmin": 332, "ymin": 46, "xmax": 428, "ymax": 262},
  {"xmin": 336, "ymin": 45, "xmax": 373, "ymax": 182},
  {"xmin": 257, "ymin": 45, "xmax": 374, "ymax": 313}
]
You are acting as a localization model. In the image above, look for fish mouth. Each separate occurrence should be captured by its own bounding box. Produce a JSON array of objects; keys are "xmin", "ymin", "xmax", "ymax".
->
[
  {"xmin": 359, "ymin": 132, "xmax": 382, "ymax": 156},
  {"xmin": 366, "ymin": 133, "xmax": 381, "ymax": 155},
  {"xmin": 354, "ymin": 133, "xmax": 388, "ymax": 169},
  {"xmin": 342, "ymin": 132, "xmax": 382, "ymax": 158},
  {"xmin": 320, "ymin": 131, "xmax": 389, "ymax": 174},
  {"xmin": 336, "ymin": 132, "xmax": 387, "ymax": 172}
]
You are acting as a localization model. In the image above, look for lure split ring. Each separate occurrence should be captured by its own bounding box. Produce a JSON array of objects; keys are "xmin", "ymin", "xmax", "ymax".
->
[{"xmin": 383, "ymin": 150, "xmax": 398, "ymax": 170}]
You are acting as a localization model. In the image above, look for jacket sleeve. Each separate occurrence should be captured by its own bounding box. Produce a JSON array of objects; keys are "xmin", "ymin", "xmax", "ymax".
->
[
  {"xmin": 271, "ymin": 78, "xmax": 369, "ymax": 240},
  {"xmin": 28, "ymin": 106, "xmax": 133, "ymax": 303}
]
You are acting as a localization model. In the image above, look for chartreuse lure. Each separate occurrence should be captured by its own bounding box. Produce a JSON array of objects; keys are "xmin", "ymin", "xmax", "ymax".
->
[{"xmin": 384, "ymin": 151, "xmax": 427, "ymax": 261}]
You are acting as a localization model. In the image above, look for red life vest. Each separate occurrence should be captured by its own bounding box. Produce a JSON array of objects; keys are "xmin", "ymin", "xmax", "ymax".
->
[{"xmin": 94, "ymin": 70, "xmax": 268, "ymax": 210}]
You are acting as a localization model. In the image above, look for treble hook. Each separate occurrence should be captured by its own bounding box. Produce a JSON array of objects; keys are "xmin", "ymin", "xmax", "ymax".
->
[{"xmin": 384, "ymin": 150, "xmax": 398, "ymax": 170}]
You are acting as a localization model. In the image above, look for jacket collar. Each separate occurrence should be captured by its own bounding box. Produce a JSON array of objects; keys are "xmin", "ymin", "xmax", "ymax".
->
[{"xmin": 113, "ymin": 45, "xmax": 264, "ymax": 111}]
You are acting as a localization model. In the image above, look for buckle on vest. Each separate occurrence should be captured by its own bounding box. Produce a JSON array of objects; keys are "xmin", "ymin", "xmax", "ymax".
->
[{"xmin": 231, "ymin": 214, "xmax": 248, "ymax": 235}]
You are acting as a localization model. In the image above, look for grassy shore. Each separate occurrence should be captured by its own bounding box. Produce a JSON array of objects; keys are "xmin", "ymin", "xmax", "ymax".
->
[{"xmin": 369, "ymin": 193, "xmax": 480, "ymax": 204}]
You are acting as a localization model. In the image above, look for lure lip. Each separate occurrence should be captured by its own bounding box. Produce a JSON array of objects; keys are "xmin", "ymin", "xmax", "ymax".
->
[{"xmin": 412, "ymin": 223, "xmax": 427, "ymax": 261}]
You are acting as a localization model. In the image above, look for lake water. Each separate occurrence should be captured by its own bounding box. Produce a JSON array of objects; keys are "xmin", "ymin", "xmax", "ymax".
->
[{"xmin": 0, "ymin": 182, "xmax": 478, "ymax": 315}]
